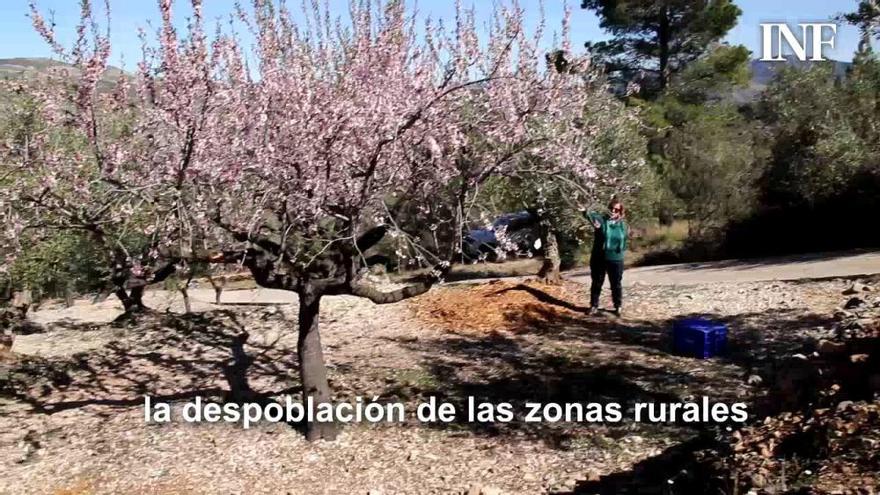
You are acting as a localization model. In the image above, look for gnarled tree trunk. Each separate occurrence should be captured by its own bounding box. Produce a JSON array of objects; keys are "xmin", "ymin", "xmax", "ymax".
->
[
  {"xmin": 297, "ymin": 286, "xmax": 338, "ymax": 441},
  {"xmin": 208, "ymin": 274, "xmax": 227, "ymax": 304},
  {"xmin": 179, "ymin": 287, "xmax": 192, "ymax": 313},
  {"xmin": 112, "ymin": 260, "xmax": 177, "ymax": 317},
  {"xmin": 115, "ymin": 285, "xmax": 147, "ymax": 313},
  {"xmin": 213, "ymin": 229, "xmax": 447, "ymax": 442},
  {"xmin": 537, "ymin": 224, "xmax": 563, "ymax": 285}
]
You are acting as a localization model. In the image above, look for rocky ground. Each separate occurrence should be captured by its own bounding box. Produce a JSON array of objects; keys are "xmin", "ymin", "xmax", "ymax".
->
[{"xmin": 0, "ymin": 274, "xmax": 877, "ymax": 494}]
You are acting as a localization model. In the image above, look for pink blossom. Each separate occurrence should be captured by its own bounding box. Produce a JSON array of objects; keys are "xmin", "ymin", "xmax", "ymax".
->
[{"xmin": 5, "ymin": 0, "xmax": 642, "ymax": 285}]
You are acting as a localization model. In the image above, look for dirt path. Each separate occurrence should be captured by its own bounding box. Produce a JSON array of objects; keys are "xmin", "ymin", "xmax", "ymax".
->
[
  {"xmin": 22, "ymin": 250, "xmax": 880, "ymax": 327},
  {"xmin": 497, "ymin": 249, "xmax": 880, "ymax": 288},
  {"xmin": 192, "ymin": 249, "xmax": 880, "ymax": 303},
  {"xmin": 608, "ymin": 250, "xmax": 880, "ymax": 287},
  {"xmin": 6, "ymin": 273, "xmax": 869, "ymax": 494}
]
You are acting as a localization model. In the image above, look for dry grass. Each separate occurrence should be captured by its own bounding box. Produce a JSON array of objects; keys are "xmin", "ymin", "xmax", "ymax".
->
[{"xmin": 628, "ymin": 220, "xmax": 690, "ymax": 266}]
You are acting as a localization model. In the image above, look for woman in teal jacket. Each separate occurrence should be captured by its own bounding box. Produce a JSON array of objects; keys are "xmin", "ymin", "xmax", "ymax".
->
[{"xmin": 585, "ymin": 198, "xmax": 628, "ymax": 316}]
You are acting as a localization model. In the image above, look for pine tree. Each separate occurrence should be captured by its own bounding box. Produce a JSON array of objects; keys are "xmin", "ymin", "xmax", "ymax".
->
[
  {"xmin": 847, "ymin": 1, "xmax": 879, "ymax": 66},
  {"xmin": 580, "ymin": 0, "xmax": 741, "ymax": 97}
]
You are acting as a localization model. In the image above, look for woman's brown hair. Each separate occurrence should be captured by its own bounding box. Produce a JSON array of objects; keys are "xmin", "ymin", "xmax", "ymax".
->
[{"xmin": 609, "ymin": 198, "xmax": 625, "ymax": 217}]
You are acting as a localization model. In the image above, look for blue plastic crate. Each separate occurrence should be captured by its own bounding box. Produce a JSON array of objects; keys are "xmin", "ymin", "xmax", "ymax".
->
[{"xmin": 672, "ymin": 318, "xmax": 728, "ymax": 359}]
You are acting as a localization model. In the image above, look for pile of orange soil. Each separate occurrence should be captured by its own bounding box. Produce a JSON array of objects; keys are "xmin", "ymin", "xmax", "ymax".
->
[{"xmin": 408, "ymin": 279, "xmax": 587, "ymax": 333}]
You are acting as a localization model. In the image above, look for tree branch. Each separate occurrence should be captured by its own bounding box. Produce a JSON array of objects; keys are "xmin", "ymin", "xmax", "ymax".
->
[{"xmin": 338, "ymin": 263, "xmax": 450, "ymax": 304}]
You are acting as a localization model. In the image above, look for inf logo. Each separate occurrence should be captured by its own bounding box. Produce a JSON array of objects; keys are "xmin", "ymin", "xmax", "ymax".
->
[{"xmin": 760, "ymin": 23, "xmax": 838, "ymax": 62}]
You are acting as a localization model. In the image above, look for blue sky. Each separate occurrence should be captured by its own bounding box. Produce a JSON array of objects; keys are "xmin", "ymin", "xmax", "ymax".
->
[{"xmin": 0, "ymin": 0, "xmax": 866, "ymax": 67}]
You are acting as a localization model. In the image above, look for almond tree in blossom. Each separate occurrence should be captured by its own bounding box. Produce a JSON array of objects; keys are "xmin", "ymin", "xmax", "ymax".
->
[
  {"xmin": 499, "ymin": 50, "xmax": 648, "ymax": 283},
  {"xmin": 1, "ymin": 0, "xmax": 216, "ymax": 312},
  {"xmin": 15, "ymin": 0, "xmax": 619, "ymax": 440}
]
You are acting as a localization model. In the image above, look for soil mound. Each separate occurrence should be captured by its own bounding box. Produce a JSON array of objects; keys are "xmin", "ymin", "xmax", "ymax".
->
[{"xmin": 409, "ymin": 280, "xmax": 587, "ymax": 333}]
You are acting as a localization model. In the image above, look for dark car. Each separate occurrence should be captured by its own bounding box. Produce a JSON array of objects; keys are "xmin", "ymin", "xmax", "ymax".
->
[{"xmin": 462, "ymin": 211, "xmax": 541, "ymax": 262}]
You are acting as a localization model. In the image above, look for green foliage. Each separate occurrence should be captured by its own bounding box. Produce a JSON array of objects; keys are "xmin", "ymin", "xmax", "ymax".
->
[
  {"xmin": 581, "ymin": 7, "xmax": 754, "ymax": 242},
  {"xmin": 659, "ymin": 105, "xmax": 762, "ymax": 236},
  {"xmin": 581, "ymin": 0, "xmax": 741, "ymax": 96},
  {"xmin": 756, "ymin": 61, "xmax": 880, "ymax": 208},
  {"xmin": 0, "ymin": 84, "xmax": 158, "ymax": 300},
  {"xmin": 842, "ymin": 1, "xmax": 880, "ymax": 40},
  {"xmin": 5, "ymin": 232, "xmax": 106, "ymax": 298},
  {"xmin": 579, "ymin": 96, "xmax": 659, "ymax": 223},
  {"xmin": 721, "ymin": 31, "xmax": 880, "ymax": 255},
  {"xmin": 668, "ymin": 44, "xmax": 752, "ymax": 105},
  {"xmin": 641, "ymin": 43, "xmax": 762, "ymax": 236},
  {"xmin": 483, "ymin": 91, "xmax": 652, "ymax": 267},
  {"xmin": 752, "ymin": 2, "xmax": 880, "ymax": 216}
]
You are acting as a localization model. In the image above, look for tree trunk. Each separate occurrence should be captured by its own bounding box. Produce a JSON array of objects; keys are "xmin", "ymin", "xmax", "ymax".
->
[
  {"xmin": 129, "ymin": 286, "xmax": 146, "ymax": 311},
  {"xmin": 115, "ymin": 286, "xmax": 148, "ymax": 314},
  {"xmin": 208, "ymin": 274, "xmax": 226, "ymax": 304},
  {"xmin": 537, "ymin": 221, "xmax": 563, "ymax": 284},
  {"xmin": 12, "ymin": 289, "xmax": 32, "ymax": 319},
  {"xmin": 64, "ymin": 284, "xmax": 74, "ymax": 308},
  {"xmin": 179, "ymin": 287, "xmax": 192, "ymax": 313},
  {"xmin": 658, "ymin": 10, "xmax": 671, "ymax": 91},
  {"xmin": 297, "ymin": 288, "xmax": 338, "ymax": 441}
]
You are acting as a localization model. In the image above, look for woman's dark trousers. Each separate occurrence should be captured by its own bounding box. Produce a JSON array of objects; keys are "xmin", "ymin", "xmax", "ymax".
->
[{"xmin": 590, "ymin": 259, "xmax": 624, "ymax": 309}]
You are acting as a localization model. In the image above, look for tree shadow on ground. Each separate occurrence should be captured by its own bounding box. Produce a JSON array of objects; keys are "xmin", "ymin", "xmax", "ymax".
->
[
  {"xmin": 389, "ymin": 328, "xmax": 708, "ymax": 448},
  {"xmin": 389, "ymin": 283, "xmax": 840, "ymax": 447},
  {"xmin": 2, "ymin": 309, "xmax": 299, "ymax": 419},
  {"xmin": 552, "ymin": 434, "xmax": 731, "ymax": 494},
  {"xmin": 3, "ymin": 282, "xmax": 844, "ymax": 454},
  {"xmin": 502, "ymin": 283, "xmax": 837, "ymax": 368}
]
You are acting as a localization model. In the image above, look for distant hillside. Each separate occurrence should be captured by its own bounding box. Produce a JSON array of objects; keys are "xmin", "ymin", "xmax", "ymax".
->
[
  {"xmin": 750, "ymin": 55, "xmax": 851, "ymax": 87},
  {"xmin": 0, "ymin": 57, "xmax": 125, "ymax": 88},
  {"xmin": 0, "ymin": 55, "xmax": 854, "ymax": 103},
  {"xmin": 731, "ymin": 55, "xmax": 852, "ymax": 103}
]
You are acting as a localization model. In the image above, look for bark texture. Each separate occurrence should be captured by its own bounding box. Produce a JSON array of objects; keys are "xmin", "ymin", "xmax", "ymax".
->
[
  {"xmin": 537, "ymin": 228, "xmax": 563, "ymax": 285},
  {"xmin": 297, "ymin": 287, "xmax": 338, "ymax": 441}
]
